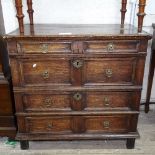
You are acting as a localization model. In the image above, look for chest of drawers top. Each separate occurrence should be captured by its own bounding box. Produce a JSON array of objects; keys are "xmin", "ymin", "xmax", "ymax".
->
[{"xmin": 5, "ymin": 24, "xmax": 151, "ymax": 40}]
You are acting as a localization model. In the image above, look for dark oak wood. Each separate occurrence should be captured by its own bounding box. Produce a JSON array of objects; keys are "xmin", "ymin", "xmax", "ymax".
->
[
  {"xmin": 145, "ymin": 24, "xmax": 155, "ymax": 113},
  {"xmin": 27, "ymin": 0, "xmax": 34, "ymax": 25},
  {"xmin": 4, "ymin": 24, "xmax": 151, "ymax": 149}
]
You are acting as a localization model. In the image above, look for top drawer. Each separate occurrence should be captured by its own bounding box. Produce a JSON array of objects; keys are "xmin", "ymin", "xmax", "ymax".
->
[
  {"xmin": 16, "ymin": 40, "xmax": 140, "ymax": 54},
  {"xmin": 84, "ymin": 41, "xmax": 140, "ymax": 53},
  {"xmin": 17, "ymin": 41, "xmax": 72, "ymax": 54}
]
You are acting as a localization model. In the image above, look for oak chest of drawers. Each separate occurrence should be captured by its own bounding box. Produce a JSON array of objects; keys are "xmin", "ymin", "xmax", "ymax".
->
[{"xmin": 4, "ymin": 24, "xmax": 151, "ymax": 149}]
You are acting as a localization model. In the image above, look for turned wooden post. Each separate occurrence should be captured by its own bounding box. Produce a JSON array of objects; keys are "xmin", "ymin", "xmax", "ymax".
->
[
  {"xmin": 27, "ymin": 0, "xmax": 34, "ymax": 25},
  {"xmin": 15, "ymin": 0, "xmax": 24, "ymax": 33},
  {"xmin": 137, "ymin": 0, "xmax": 146, "ymax": 33},
  {"xmin": 121, "ymin": 0, "xmax": 127, "ymax": 28}
]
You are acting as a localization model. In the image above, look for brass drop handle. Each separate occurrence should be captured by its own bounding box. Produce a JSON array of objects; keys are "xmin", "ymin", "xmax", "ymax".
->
[
  {"xmin": 105, "ymin": 69, "xmax": 113, "ymax": 78},
  {"xmin": 103, "ymin": 121, "xmax": 110, "ymax": 129},
  {"xmin": 41, "ymin": 44, "xmax": 48, "ymax": 53},
  {"xmin": 43, "ymin": 98, "xmax": 53, "ymax": 108},
  {"xmin": 107, "ymin": 43, "xmax": 114, "ymax": 52},
  {"xmin": 42, "ymin": 70, "xmax": 49, "ymax": 79},
  {"xmin": 46, "ymin": 123, "xmax": 53, "ymax": 130},
  {"xmin": 103, "ymin": 97, "xmax": 110, "ymax": 106},
  {"xmin": 73, "ymin": 92, "xmax": 82, "ymax": 101},
  {"xmin": 72, "ymin": 60, "xmax": 83, "ymax": 69}
]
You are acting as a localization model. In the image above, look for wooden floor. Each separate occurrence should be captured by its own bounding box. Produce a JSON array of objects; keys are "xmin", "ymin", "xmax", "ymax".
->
[{"xmin": 0, "ymin": 105, "xmax": 155, "ymax": 155}]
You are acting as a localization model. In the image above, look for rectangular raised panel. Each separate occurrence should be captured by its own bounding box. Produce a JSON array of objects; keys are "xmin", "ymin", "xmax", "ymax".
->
[
  {"xmin": 85, "ymin": 41, "xmax": 139, "ymax": 53},
  {"xmin": 26, "ymin": 117, "xmax": 72, "ymax": 134},
  {"xmin": 85, "ymin": 115, "xmax": 130, "ymax": 133},
  {"xmin": 86, "ymin": 92, "xmax": 131, "ymax": 110},
  {"xmin": 23, "ymin": 94, "xmax": 71, "ymax": 112},
  {"xmin": 17, "ymin": 42, "xmax": 72, "ymax": 54},
  {"xmin": 22, "ymin": 59, "xmax": 71, "ymax": 86},
  {"xmin": 84, "ymin": 58, "xmax": 136, "ymax": 85}
]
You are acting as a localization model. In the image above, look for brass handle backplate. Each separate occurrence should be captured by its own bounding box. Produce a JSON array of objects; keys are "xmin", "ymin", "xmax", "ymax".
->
[
  {"xmin": 103, "ymin": 121, "xmax": 110, "ymax": 129},
  {"xmin": 42, "ymin": 70, "xmax": 49, "ymax": 79},
  {"xmin": 103, "ymin": 97, "xmax": 110, "ymax": 106},
  {"xmin": 72, "ymin": 60, "xmax": 83, "ymax": 69},
  {"xmin": 43, "ymin": 98, "xmax": 53, "ymax": 108},
  {"xmin": 73, "ymin": 93, "xmax": 82, "ymax": 101},
  {"xmin": 41, "ymin": 44, "xmax": 48, "ymax": 53},
  {"xmin": 46, "ymin": 123, "xmax": 53, "ymax": 130},
  {"xmin": 105, "ymin": 69, "xmax": 113, "ymax": 78},
  {"xmin": 107, "ymin": 43, "xmax": 114, "ymax": 52}
]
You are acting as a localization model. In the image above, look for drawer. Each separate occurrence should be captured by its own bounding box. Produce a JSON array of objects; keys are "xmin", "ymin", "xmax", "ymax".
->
[
  {"xmin": 21, "ymin": 59, "xmax": 71, "ymax": 86},
  {"xmin": 24, "ymin": 115, "xmax": 135, "ymax": 134},
  {"xmin": 17, "ymin": 91, "xmax": 139, "ymax": 112},
  {"xmin": 17, "ymin": 41, "xmax": 72, "ymax": 54},
  {"xmin": 84, "ymin": 40, "xmax": 140, "ymax": 53},
  {"xmin": 84, "ymin": 58, "xmax": 136, "ymax": 85}
]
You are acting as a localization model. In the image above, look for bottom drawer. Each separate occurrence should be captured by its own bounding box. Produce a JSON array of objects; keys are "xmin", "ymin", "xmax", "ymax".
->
[{"xmin": 23, "ymin": 114, "xmax": 137, "ymax": 134}]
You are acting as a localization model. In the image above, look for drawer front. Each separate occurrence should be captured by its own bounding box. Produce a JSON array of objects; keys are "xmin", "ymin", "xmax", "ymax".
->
[
  {"xmin": 85, "ymin": 115, "xmax": 130, "ymax": 133},
  {"xmin": 17, "ymin": 42, "xmax": 72, "ymax": 54},
  {"xmin": 17, "ymin": 40, "xmax": 140, "ymax": 54},
  {"xmin": 85, "ymin": 40, "xmax": 139, "ymax": 53},
  {"xmin": 84, "ymin": 58, "xmax": 136, "ymax": 85},
  {"xmin": 17, "ymin": 91, "xmax": 139, "ymax": 112},
  {"xmin": 23, "ymin": 93, "xmax": 71, "ymax": 111},
  {"xmin": 86, "ymin": 92, "xmax": 132, "ymax": 110},
  {"xmin": 24, "ymin": 115, "xmax": 134, "ymax": 134},
  {"xmin": 21, "ymin": 59, "xmax": 71, "ymax": 85},
  {"xmin": 26, "ymin": 117, "xmax": 72, "ymax": 134}
]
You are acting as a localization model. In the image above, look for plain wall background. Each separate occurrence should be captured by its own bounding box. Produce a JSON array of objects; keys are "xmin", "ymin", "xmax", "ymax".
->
[{"xmin": 1, "ymin": 0, "xmax": 155, "ymax": 102}]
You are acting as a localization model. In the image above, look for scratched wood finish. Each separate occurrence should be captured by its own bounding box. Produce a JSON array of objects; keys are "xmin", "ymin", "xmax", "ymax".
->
[
  {"xmin": 4, "ymin": 24, "xmax": 151, "ymax": 149},
  {"xmin": 21, "ymin": 59, "xmax": 71, "ymax": 85}
]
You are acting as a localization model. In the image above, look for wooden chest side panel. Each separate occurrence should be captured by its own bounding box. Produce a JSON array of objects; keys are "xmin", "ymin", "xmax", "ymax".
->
[{"xmin": 0, "ymin": 83, "xmax": 13, "ymax": 115}]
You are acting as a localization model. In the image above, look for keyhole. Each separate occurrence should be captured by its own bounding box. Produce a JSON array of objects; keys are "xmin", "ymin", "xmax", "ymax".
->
[
  {"xmin": 77, "ymin": 61, "xmax": 79, "ymax": 66},
  {"xmin": 77, "ymin": 94, "xmax": 79, "ymax": 99},
  {"xmin": 73, "ymin": 93, "xmax": 82, "ymax": 101}
]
